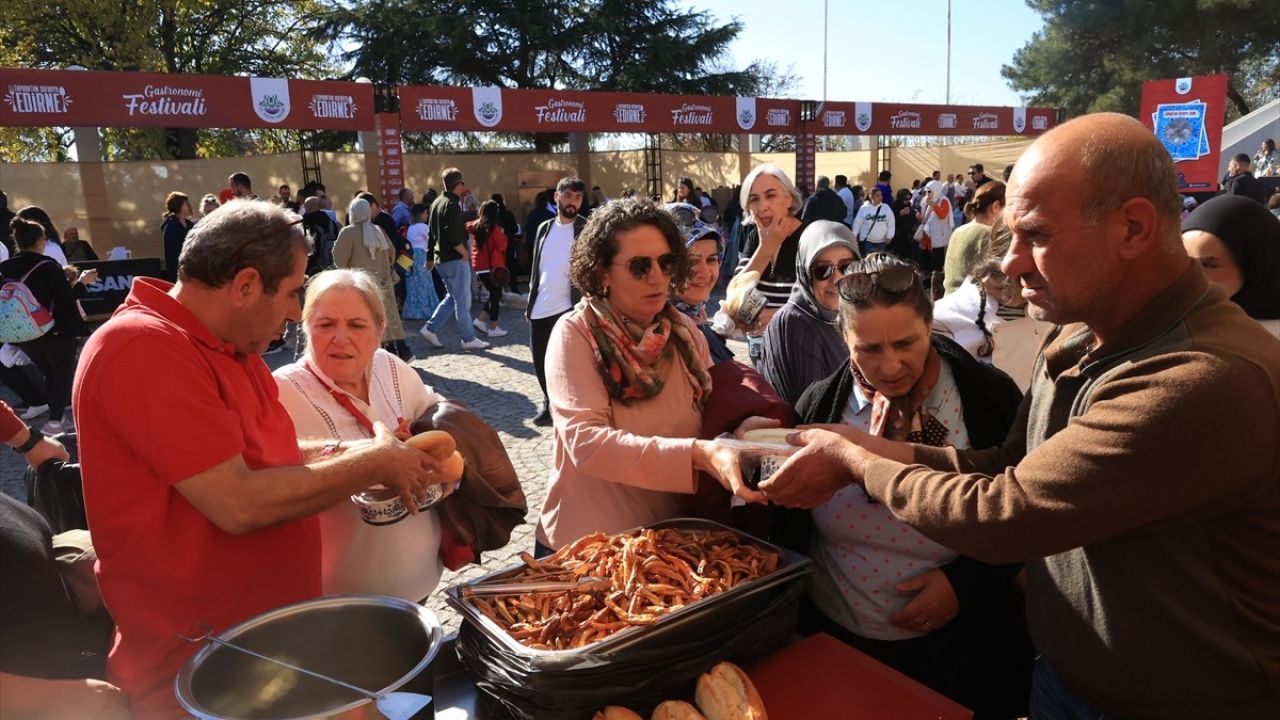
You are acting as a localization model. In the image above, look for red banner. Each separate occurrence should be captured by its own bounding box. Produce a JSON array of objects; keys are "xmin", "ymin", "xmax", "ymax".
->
[
  {"xmin": 399, "ymin": 85, "xmax": 802, "ymax": 135},
  {"xmin": 376, "ymin": 112, "xmax": 404, "ymax": 209},
  {"xmin": 812, "ymin": 101, "xmax": 1055, "ymax": 136},
  {"xmin": 1139, "ymin": 74, "xmax": 1228, "ymax": 192},
  {"xmin": 0, "ymin": 67, "xmax": 375, "ymax": 130}
]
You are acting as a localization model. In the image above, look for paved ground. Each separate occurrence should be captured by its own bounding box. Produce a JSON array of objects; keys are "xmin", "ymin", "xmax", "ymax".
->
[{"xmin": 1, "ymin": 289, "xmax": 741, "ymax": 635}]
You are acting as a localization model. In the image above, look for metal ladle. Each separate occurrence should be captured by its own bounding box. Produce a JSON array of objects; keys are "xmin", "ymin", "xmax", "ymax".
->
[{"xmin": 178, "ymin": 625, "xmax": 431, "ymax": 720}]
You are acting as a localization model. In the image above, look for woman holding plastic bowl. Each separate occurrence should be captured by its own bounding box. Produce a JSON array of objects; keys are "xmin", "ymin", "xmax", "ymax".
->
[{"xmin": 274, "ymin": 268, "xmax": 457, "ymax": 601}]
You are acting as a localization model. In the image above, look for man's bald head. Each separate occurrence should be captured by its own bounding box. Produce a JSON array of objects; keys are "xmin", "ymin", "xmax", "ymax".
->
[
  {"xmin": 1018, "ymin": 113, "xmax": 1182, "ymax": 230},
  {"xmin": 303, "ymin": 196, "xmax": 321, "ymax": 214}
]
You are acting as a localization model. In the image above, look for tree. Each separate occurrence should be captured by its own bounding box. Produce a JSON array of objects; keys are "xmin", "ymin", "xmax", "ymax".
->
[
  {"xmin": 316, "ymin": 0, "xmax": 780, "ymax": 152},
  {"xmin": 1003, "ymin": 0, "xmax": 1280, "ymax": 121},
  {"xmin": 1, "ymin": 0, "xmax": 333, "ymax": 159}
]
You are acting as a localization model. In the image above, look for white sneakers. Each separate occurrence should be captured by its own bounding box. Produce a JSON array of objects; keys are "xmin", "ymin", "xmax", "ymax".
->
[
  {"xmin": 20, "ymin": 404, "xmax": 49, "ymax": 420},
  {"xmin": 461, "ymin": 338, "xmax": 491, "ymax": 351},
  {"xmin": 418, "ymin": 326, "xmax": 443, "ymax": 348},
  {"xmin": 473, "ymin": 319, "xmax": 509, "ymax": 338}
]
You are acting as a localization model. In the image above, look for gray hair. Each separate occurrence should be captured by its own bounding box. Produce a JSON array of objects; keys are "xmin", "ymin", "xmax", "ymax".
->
[
  {"xmin": 739, "ymin": 164, "xmax": 803, "ymax": 225},
  {"xmin": 178, "ymin": 199, "xmax": 307, "ymax": 294},
  {"xmin": 301, "ymin": 268, "xmax": 388, "ymax": 336}
]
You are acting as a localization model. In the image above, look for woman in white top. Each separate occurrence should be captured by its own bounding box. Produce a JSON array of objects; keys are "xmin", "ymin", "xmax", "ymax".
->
[
  {"xmin": 274, "ymin": 268, "xmax": 448, "ymax": 601},
  {"xmin": 915, "ymin": 180, "xmax": 953, "ymax": 278}
]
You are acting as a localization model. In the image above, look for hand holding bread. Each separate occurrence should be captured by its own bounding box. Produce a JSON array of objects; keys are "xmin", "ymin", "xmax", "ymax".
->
[{"xmin": 404, "ymin": 430, "xmax": 465, "ymax": 485}]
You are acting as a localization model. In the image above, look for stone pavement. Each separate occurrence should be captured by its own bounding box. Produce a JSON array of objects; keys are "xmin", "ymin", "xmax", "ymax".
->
[{"xmin": 1, "ymin": 289, "xmax": 742, "ymax": 636}]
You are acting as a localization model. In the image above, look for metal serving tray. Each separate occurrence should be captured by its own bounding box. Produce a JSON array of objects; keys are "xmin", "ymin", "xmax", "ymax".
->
[{"xmin": 444, "ymin": 517, "xmax": 811, "ymax": 660}]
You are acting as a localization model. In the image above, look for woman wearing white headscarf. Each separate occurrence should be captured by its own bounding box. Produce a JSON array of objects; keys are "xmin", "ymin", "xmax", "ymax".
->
[
  {"xmin": 916, "ymin": 179, "xmax": 954, "ymax": 277},
  {"xmin": 334, "ymin": 197, "xmax": 408, "ymax": 347}
]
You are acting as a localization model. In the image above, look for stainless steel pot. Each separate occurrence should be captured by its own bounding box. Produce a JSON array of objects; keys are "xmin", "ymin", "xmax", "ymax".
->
[{"xmin": 175, "ymin": 595, "xmax": 442, "ymax": 720}]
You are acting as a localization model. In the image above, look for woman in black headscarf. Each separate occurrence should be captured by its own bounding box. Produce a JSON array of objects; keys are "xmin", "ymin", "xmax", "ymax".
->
[{"xmin": 1182, "ymin": 194, "xmax": 1280, "ymax": 337}]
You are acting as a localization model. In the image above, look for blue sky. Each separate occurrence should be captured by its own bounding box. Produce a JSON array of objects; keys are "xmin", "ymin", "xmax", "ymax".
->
[{"xmin": 695, "ymin": 0, "xmax": 1046, "ymax": 107}]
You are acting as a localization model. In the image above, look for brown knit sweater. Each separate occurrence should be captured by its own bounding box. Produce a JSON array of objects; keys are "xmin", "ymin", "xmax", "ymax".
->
[{"xmin": 864, "ymin": 263, "xmax": 1280, "ymax": 719}]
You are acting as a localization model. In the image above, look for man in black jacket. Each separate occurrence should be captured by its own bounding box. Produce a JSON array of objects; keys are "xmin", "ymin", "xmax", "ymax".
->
[
  {"xmin": 801, "ymin": 176, "xmax": 848, "ymax": 225},
  {"xmin": 1221, "ymin": 153, "xmax": 1268, "ymax": 204},
  {"xmin": 421, "ymin": 169, "xmax": 489, "ymax": 352},
  {"xmin": 526, "ymin": 177, "xmax": 586, "ymax": 426}
]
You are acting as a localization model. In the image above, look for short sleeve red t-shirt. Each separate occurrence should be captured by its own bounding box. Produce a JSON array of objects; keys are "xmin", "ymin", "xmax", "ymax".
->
[{"xmin": 73, "ymin": 279, "xmax": 321, "ymax": 719}]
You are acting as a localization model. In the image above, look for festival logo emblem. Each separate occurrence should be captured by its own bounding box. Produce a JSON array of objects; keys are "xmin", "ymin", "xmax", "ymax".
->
[
  {"xmin": 765, "ymin": 107, "xmax": 791, "ymax": 128},
  {"xmin": 250, "ymin": 77, "xmax": 291, "ymax": 124},
  {"xmin": 1154, "ymin": 101, "xmax": 1209, "ymax": 162},
  {"xmin": 889, "ymin": 110, "xmax": 921, "ymax": 129},
  {"xmin": 534, "ymin": 97, "xmax": 586, "ymax": 124},
  {"xmin": 416, "ymin": 98, "xmax": 459, "ymax": 122},
  {"xmin": 1013, "ymin": 107, "xmax": 1027, "ymax": 133},
  {"xmin": 972, "ymin": 112, "xmax": 999, "ymax": 130},
  {"xmin": 938, "ymin": 113, "xmax": 958, "ymax": 129},
  {"xmin": 4, "ymin": 84, "xmax": 72, "ymax": 114},
  {"xmin": 1175, "ymin": 77, "xmax": 1192, "ymax": 95},
  {"xmin": 736, "ymin": 97, "xmax": 757, "ymax": 131},
  {"xmin": 472, "ymin": 86, "xmax": 503, "ymax": 128},
  {"xmin": 854, "ymin": 102, "xmax": 872, "ymax": 132},
  {"xmin": 308, "ymin": 94, "xmax": 357, "ymax": 120},
  {"xmin": 822, "ymin": 110, "xmax": 846, "ymax": 128},
  {"xmin": 614, "ymin": 103, "xmax": 646, "ymax": 124},
  {"xmin": 672, "ymin": 103, "xmax": 714, "ymax": 126},
  {"xmin": 122, "ymin": 84, "xmax": 207, "ymax": 118}
]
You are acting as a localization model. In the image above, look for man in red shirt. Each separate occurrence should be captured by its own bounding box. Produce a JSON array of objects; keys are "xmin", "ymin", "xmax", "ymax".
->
[{"xmin": 73, "ymin": 200, "xmax": 442, "ymax": 719}]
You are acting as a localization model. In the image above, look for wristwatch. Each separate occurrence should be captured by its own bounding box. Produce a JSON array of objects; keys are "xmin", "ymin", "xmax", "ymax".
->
[{"xmin": 11, "ymin": 426, "xmax": 43, "ymax": 454}]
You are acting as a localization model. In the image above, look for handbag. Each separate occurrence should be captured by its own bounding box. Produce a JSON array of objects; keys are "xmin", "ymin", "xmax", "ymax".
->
[{"xmin": 913, "ymin": 223, "xmax": 926, "ymax": 243}]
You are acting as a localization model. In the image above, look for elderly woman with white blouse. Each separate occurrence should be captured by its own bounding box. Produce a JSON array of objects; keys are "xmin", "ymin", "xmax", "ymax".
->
[{"xmin": 274, "ymin": 268, "xmax": 447, "ymax": 601}]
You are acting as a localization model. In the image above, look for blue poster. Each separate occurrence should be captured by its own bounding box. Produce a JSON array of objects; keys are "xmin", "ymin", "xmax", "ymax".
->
[{"xmin": 1154, "ymin": 101, "xmax": 1208, "ymax": 162}]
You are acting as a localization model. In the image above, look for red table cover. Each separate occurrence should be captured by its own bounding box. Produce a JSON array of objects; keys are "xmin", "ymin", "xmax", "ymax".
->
[{"xmin": 747, "ymin": 633, "xmax": 973, "ymax": 720}]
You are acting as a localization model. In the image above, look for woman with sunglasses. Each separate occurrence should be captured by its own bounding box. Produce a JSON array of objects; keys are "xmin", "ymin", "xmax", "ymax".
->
[
  {"xmin": 915, "ymin": 180, "xmax": 954, "ymax": 278},
  {"xmin": 667, "ymin": 203, "xmax": 734, "ymax": 365},
  {"xmin": 933, "ymin": 219, "xmax": 1053, "ymax": 391},
  {"xmin": 535, "ymin": 198, "xmax": 766, "ymax": 554},
  {"xmin": 758, "ymin": 221, "xmax": 860, "ymax": 407},
  {"xmin": 791, "ymin": 253, "xmax": 1032, "ymax": 717}
]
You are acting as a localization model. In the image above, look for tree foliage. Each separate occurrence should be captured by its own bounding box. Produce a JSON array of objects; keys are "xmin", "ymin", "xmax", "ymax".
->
[
  {"xmin": 316, "ymin": 0, "xmax": 782, "ymax": 151},
  {"xmin": 1, "ymin": 0, "xmax": 333, "ymax": 160},
  {"xmin": 1003, "ymin": 0, "xmax": 1280, "ymax": 120}
]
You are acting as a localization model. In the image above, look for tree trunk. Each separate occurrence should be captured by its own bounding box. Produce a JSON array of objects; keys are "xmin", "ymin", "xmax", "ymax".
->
[
  {"xmin": 164, "ymin": 127, "xmax": 200, "ymax": 160},
  {"xmin": 1225, "ymin": 83, "xmax": 1252, "ymax": 119}
]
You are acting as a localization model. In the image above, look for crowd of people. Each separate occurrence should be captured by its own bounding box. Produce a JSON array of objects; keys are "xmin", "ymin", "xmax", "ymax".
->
[{"xmin": 2, "ymin": 116, "xmax": 1279, "ymax": 720}]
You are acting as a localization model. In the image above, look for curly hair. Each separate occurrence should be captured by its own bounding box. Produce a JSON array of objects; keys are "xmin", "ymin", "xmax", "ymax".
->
[{"xmin": 569, "ymin": 197, "xmax": 689, "ymax": 298}]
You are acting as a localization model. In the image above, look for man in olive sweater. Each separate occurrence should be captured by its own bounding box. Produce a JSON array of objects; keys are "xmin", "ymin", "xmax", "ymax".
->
[{"xmin": 761, "ymin": 113, "xmax": 1280, "ymax": 719}]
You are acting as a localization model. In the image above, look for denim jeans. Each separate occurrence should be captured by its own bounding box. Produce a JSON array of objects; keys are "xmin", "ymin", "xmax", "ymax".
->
[
  {"xmin": 426, "ymin": 259, "xmax": 476, "ymax": 342},
  {"xmin": 1030, "ymin": 657, "xmax": 1111, "ymax": 720}
]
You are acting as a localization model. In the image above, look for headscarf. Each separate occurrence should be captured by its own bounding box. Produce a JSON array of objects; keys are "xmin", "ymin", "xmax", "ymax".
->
[
  {"xmin": 1182, "ymin": 194, "xmax": 1280, "ymax": 319},
  {"xmin": 790, "ymin": 220, "xmax": 860, "ymax": 323},
  {"xmin": 852, "ymin": 348, "xmax": 950, "ymax": 446},
  {"xmin": 667, "ymin": 201, "xmax": 723, "ymax": 323},
  {"xmin": 347, "ymin": 198, "xmax": 391, "ymax": 255},
  {"xmin": 577, "ymin": 297, "xmax": 712, "ymax": 409},
  {"xmin": 925, "ymin": 180, "xmax": 947, "ymax": 201}
]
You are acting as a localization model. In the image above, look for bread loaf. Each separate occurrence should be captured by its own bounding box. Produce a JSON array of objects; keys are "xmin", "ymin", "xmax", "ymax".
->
[
  {"xmin": 694, "ymin": 662, "xmax": 767, "ymax": 720},
  {"xmin": 651, "ymin": 700, "xmax": 708, "ymax": 720},
  {"xmin": 405, "ymin": 430, "xmax": 456, "ymax": 459},
  {"xmin": 592, "ymin": 707, "xmax": 644, "ymax": 720}
]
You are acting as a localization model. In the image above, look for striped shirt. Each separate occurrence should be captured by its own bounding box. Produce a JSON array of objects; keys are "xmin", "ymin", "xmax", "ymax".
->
[{"xmin": 733, "ymin": 221, "xmax": 807, "ymax": 308}]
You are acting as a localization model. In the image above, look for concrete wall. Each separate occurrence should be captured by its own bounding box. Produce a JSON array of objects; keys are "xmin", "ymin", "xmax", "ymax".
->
[{"xmin": 1, "ymin": 139, "xmax": 1032, "ymax": 259}]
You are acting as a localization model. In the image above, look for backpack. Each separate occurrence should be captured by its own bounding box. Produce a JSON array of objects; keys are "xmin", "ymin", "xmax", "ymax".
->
[{"xmin": 0, "ymin": 260, "xmax": 55, "ymax": 343}]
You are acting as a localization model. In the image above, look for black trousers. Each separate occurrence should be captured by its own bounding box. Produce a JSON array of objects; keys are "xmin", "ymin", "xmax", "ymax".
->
[
  {"xmin": 478, "ymin": 272, "xmax": 501, "ymax": 323},
  {"xmin": 18, "ymin": 332, "xmax": 78, "ymax": 421},
  {"xmin": 0, "ymin": 361, "xmax": 47, "ymax": 406},
  {"xmin": 529, "ymin": 310, "xmax": 569, "ymax": 404}
]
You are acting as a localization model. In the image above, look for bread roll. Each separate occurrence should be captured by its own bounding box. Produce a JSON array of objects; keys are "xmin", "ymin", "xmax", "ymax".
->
[
  {"xmin": 405, "ymin": 430, "xmax": 456, "ymax": 460},
  {"xmin": 593, "ymin": 707, "xmax": 645, "ymax": 720},
  {"xmin": 695, "ymin": 662, "xmax": 768, "ymax": 720},
  {"xmin": 651, "ymin": 700, "xmax": 708, "ymax": 720},
  {"xmin": 438, "ymin": 450, "xmax": 465, "ymax": 484}
]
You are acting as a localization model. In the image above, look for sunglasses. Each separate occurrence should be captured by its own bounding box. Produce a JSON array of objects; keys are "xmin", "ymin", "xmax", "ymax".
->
[
  {"xmin": 837, "ymin": 264, "xmax": 920, "ymax": 302},
  {"xmin": 615, "ymin": 253, "xmax": 682, "ymax": 280},
  {"xmin": 812, "ymin": 259, "xmax": 857, "ymax": 282}
]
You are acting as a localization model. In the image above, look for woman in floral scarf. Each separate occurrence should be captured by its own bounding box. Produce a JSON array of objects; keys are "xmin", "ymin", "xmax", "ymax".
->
[{"xmin": 534, "ymin": 198, "xmax": 766, "ymax": 555}]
